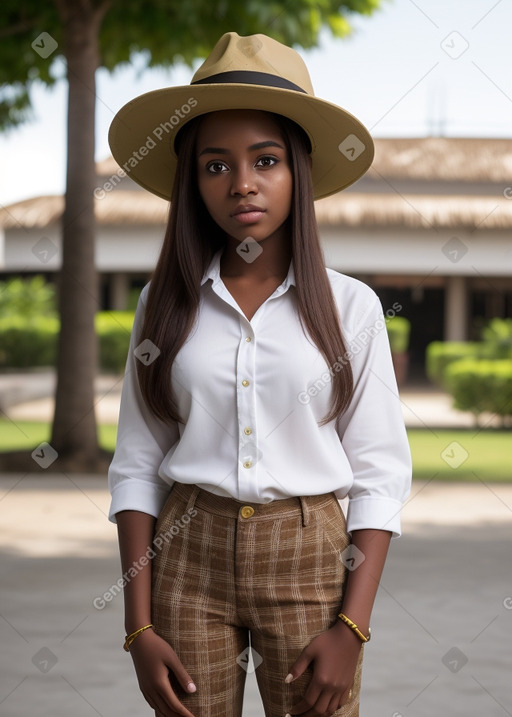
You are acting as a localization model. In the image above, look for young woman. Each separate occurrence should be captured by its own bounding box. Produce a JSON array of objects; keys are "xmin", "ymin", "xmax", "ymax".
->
[{"xmin": 107, "ymin": 32, "xmax": 412, "ymax": 717}]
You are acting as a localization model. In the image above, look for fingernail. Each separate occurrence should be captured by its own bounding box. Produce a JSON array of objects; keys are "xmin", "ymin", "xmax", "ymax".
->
[
  {"xmin": 284, "ymin": 673, "xmax": 293, "ymax": 684},
  {"xmin": 285, "ymin": 713, "xmax": 292, "ymax": 717},
  {"xmin": 187, "ymin": 682, "xmax": 197, "ymax": 692}
]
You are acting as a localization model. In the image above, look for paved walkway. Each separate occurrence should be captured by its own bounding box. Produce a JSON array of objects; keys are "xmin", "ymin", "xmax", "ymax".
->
[
  {"xmin": 0, "ymin": 369, "xmax": 502, "ymax": 428},
  {"xmin": 1, "ymin": 474, "xmax": 511, "ymax": 717}
]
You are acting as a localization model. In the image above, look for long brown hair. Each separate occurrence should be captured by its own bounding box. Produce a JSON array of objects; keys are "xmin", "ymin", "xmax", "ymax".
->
[{"xmin": 136, "ymin": 111, "xmax": 354, "ymax": 427}]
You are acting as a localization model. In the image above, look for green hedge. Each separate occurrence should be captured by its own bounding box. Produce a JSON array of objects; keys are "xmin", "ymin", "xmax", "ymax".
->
[
  {"xmin": 426, "ymin": 319, "xmax": 512, "ymax": 390},
  {"xmin": 426, "ymin": 341, "xmax": 482, "ymax": 389},
  {"xmin": 96, "ymin": 312, "xmax": 135, "ymax": 372},
  {"xmin": 0, "ymin": 316, "xmax": 59, "ymax": 368},
  {"xmin": 444, "ymin": 359, "xmax": 512, "ymax": 422},
  {"xmin": 0, "ymin": 312, "xmax": 135, "ymax": 372},
  {"xmin": 481, "ymin": 317, "xmax": 512, "ymax": 358}
]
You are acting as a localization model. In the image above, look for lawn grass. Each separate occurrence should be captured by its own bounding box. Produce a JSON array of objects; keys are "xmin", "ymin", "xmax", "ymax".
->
[
  {"xmin": 0, "ymin": 419, "xmax": 117, "ymax": 453},
  {"xmin": 406, "ymin": 428, "xmax": 511, "ymax": 482},
  {"xmin": 0, "ymin": 420, "xmax": 510, "ymax": 482}
]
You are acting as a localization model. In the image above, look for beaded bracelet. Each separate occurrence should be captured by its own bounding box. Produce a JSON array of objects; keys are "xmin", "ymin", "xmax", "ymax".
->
[
  {"xmin": 123, "ymin": 623, "xmax": 154, "ymax": 652},
  {"xmin": 337, "ymin": 613, "xmax": 371, "ymax": 643}
]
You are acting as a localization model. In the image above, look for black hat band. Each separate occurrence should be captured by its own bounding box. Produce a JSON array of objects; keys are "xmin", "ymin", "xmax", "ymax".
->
[{"xmin": 191, "ymin": 70, "xmax": 307, "ymax": 94}]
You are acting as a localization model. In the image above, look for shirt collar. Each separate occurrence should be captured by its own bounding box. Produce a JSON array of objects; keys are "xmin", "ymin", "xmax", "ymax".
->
[{"xmin": 201, "ymin": 247, "xmax": 296, "ymax": 289}]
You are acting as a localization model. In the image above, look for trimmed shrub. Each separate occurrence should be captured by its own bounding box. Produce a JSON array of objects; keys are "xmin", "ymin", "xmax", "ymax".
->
[
  {"xmin": 426, "ymin": 341, "xmax": 482, "ymax": 389},
  {"xmin": 481, "ymin": 318, "xmax": 512, "ymax": 359},
  {"xmin": 0, "ymin": 312, "xmax": 136, "ymax": 372},
  {"xmin": 444, "ymin": 359, "xmax": 512, "ymax": 424},
  {"xmin": 426, "ymin": 319, "xmax": 512, "ymax": 390},
  {"xmin": 95, "ymin": 312, "xmax": 135, "ymax": 372},
  {"xmin": 386, "ymin": 316, "xmax": 411, "ymax": 354},
  {"xmin": 0, "ymin": 315, "xmax": 59, "ymax": 367}
]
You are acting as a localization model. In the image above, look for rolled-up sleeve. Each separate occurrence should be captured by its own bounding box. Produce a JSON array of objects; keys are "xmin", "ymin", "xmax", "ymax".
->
[
  {"xmin": 107, "ymin": 286, "xmax": 180, "ymax": 523},
  {"xmin": 336, "ymin": 293, "xmax": 412, "ymax": 538}
]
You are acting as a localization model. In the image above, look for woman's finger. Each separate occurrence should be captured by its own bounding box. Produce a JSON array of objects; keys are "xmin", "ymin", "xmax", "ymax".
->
[
  {"xmin": 326, "ymin": 691, "xmax": 343, "ymax": 715},
  {"xmin": 154, "ymin": 683, "xmax": 198, "ymax": 717}
]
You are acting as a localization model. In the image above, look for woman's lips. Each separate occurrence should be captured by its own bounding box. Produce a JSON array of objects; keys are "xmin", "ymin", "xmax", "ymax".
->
[{"xmin": 232, "ymin": 210, "xmax": 265, "ymax": 224}]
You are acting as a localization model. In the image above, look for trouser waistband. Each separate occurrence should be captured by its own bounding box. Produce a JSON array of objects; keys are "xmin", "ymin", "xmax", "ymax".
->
[{"xmin": 170, "ymin": 480, "xmax": 338, "ymax": 528}]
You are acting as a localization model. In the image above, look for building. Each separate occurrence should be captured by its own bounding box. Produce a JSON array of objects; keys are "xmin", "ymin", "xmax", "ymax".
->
[{"xmin": 1, "ymin": 137, "xmax": 511, "ymax": 378}]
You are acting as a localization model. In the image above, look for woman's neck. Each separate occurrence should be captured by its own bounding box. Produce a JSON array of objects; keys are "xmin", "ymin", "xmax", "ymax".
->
[{"xmin": 219, "ymin": 234, "xmax": 292, "ymax": 282}]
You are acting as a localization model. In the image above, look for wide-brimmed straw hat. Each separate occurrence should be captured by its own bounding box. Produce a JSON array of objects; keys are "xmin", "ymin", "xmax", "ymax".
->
[{"xmin": 108, "ymin": 31, "xmax": 374, "ymax": 201}]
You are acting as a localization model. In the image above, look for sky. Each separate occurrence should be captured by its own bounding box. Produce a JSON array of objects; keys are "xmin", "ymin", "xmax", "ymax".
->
[{"xmin": 1, "ymin": 0, "xmax": 511, "ymax": 206}]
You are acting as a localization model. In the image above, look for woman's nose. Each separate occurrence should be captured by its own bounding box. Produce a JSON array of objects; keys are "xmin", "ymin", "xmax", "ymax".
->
[{"xmin": 230, "ymin": 165, "xmax": 258, "ymax": 196}]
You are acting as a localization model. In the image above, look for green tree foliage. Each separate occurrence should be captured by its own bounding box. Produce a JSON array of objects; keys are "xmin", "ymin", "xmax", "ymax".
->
[{"xmin": 0, "ymin": 0, "xmax": 382, "ymax": 130}]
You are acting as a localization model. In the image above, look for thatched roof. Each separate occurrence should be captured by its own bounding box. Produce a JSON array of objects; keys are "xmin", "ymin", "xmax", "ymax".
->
[
  {"xmin": 2, "ymin": 190, "xmax": 512, "ymax": 231},
  {"xmin": 0, "ymin": 193, "xmax": 167, "ymax": 230},
  {"xmin": 368, "ymin": 137, "xmax": 512, "ymax": 182},
  {"xmin": 315, "ymin": 192, "xmax": 512, "ymax": 229}
]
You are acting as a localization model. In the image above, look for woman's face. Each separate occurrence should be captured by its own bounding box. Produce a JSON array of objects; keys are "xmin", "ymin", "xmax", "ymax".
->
[{"xmin": 196, "ymin": 109, "xmax": 293, "ymax": 246}]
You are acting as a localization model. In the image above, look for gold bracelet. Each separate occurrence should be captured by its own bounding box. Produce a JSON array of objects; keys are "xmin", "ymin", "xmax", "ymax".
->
[
  {"xmin": 123, "ymin": 623, "xmax": 154, "ymax": 652},
  {"xmin": 337, "ymin": 613, "xmax": 371, "ymax": 643}
]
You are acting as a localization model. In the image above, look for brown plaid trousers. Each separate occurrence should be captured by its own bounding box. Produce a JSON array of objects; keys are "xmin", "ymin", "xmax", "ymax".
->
[{"xmin": 151, "ymin": 481, "xmax": 364, "ymax": 717}]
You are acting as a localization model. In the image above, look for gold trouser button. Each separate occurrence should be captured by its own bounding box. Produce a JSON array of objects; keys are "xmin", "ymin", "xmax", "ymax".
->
[{"xmin": 240, "ymin": 505, "xmax": 255, "ymax": 518}]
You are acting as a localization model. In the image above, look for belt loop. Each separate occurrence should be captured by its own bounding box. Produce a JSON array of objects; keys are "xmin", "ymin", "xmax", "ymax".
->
[
  {"xmin": 299, "ymin": 496, "xmax": 310, "ymax": 527},
  {"xmin": 184, "ymin": 484, "xmax": 201, "ymax": 517}
]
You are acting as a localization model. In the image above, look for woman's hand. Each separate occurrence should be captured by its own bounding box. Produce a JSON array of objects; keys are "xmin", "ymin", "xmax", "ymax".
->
[
  {"xmin": 128, "ymin": 628, "xmax": 198, "ymax": 717},
  {"xmin": 284, "ymin": 621, "xmax": 363, "ymax": 716}
]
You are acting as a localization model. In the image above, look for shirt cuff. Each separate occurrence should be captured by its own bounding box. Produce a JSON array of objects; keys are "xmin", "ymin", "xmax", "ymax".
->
[
  {"xmin": 346, "ymin": 496, "xmax": 405, "ymax": 538},
  {"xmin": 108, "ymin": 477, "xmax": 173, "ymax": 524}
]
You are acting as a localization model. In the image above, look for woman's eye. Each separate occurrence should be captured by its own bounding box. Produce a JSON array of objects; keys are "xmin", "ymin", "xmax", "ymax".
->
[
  {"xmin": 206, "ymin": 162, "xmax": 227, "ymax": 173},
  {"xmin": 205, "ymin": 156, "xmax": 278, "ymax": 173},
  {"xmin": 257, "ymin": 156, "xmax": 278, "ymax": 167}
]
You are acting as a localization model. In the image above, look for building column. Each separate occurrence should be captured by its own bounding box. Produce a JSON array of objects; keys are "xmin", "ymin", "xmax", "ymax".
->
[
  {"xmin": 444, "ymin": 276, "xmax": 468, "ymax": 341},
  {"xmin": 111, "ymin": 272, "xmax": 130, "ymax": 311}
]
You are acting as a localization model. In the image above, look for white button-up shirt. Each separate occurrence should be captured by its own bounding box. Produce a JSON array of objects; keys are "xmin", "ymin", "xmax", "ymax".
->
[{"xmin": 108, "ymin": 248, "xmax": 412, "ymax": 536}]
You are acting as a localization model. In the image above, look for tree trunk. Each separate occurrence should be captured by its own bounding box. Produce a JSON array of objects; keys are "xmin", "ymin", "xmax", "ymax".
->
[{"xmin": 51, "ymin": 1, "xmax": 104, "ymax": 470}]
